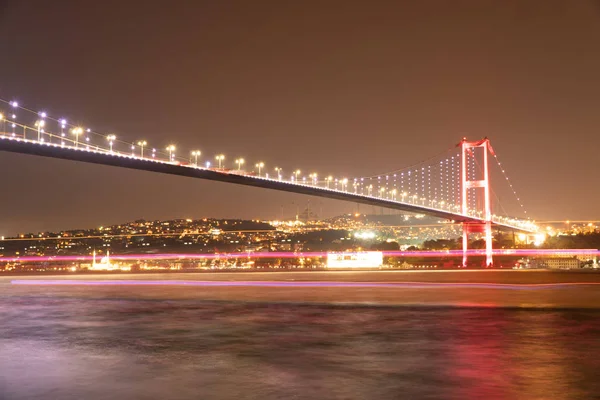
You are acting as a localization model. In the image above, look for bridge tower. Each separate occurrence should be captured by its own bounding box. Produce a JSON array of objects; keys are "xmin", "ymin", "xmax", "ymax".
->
[{"xmin": 461, "ymin": 138, "xmax": 493, "ymax": 267}]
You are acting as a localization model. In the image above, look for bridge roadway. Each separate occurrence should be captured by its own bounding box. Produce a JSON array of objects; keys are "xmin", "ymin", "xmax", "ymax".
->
[{"xmin": 0, "ymin": 136, "xmax": 529, "ymax": 232}]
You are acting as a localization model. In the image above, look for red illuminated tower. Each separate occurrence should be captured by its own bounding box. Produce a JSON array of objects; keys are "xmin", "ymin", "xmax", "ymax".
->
[{"xmin": 461, "ymin": 138, "xmax": 493, "ymax": 267}]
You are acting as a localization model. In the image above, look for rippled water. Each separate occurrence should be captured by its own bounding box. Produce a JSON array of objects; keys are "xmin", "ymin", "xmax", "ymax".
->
[{"xmin": 1, "ymin": 293, "xmax": 599, "ymax": 400}]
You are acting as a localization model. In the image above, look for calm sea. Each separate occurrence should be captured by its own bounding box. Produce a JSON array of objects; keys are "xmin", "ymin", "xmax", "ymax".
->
[{"xmin": 1, "ymin": 287, "xmax": 599, "ymax": 399}]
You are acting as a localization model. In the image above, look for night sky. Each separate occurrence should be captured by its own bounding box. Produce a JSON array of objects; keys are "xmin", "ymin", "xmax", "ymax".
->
[{"xmin": 0, "ymin": 1, "xmax": 599, "ymax": 236}]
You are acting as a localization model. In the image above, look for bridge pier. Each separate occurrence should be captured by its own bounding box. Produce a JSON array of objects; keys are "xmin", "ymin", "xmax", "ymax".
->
[{"xmin": 462, "ymin": 222, "xmax": 493, "ymax": 267}]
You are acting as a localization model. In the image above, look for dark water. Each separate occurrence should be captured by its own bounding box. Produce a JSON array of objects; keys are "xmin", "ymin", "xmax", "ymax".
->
[{"xmin": 1, "ymin": 295, "xmax": 599, "ymax": 400}]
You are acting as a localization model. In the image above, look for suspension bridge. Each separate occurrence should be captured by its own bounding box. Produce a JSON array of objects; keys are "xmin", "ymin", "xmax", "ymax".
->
[{"xmin": 0, "ymin": 98, "xmax": 537, "ymax": 266}]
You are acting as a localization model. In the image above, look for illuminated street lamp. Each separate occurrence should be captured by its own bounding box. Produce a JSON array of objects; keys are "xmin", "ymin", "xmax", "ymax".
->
[
  {"xmin": 191, "ymin": 150, "xmax": 201, "ymax": 166},
  {"xmin": 255, "ymin": 162, "xmax": 264, "ymax": 176},
  {"xmin": 379, "ymin": 187, "xmax": 386, "ymax": 198},
  {"xmin": 107, "ymin": 134, "xmax": 116, "ymax": 152},
  {"xmin": 292, "ymin": 169, "xmax": 301, "ymax": 182},
  {"xmin": 35, "ymin": 119, "xmax": 45, "ymax": 142},
  {"xmin": 215, "ymin": 154, "xmax": 225, "ymax": 168},
  {"xmin": 309, "ymin": 173, "xmax": 318, "ymax": 185},
  {"xmin": 9, "ymin": 102, "xmax": 19, "ymax": 137},
  {"xmin": 274, "ymin": 167, "xmax": 282, "ymax": 180},
  {"xmin": 166, "ymin": 145, "xmax": 176, "ymax": 162},
  {"xmin": 367, "ymin": 184, "xmax": 373, "ymax": 196},
  {"xmin": 391, "ymin": 189, "xmax": 397, "ymax": 201},
  {"xmin": 341, "ymin": 178, "xmax": 348, "ymax": 191},
  {"xmin": 71, "ymin": 127, "xmax": 83, "ymax": 148},
  {"xmin": 326, "ymin": 176, "xmax": 333, "ymax": 188},
  {"xmin": 137, "ymin": 140, "xmax": 147, "ymax": 157},
  {"xmin": 59, "ymin": 119, "xmax": 67, "ymax": 139},
  {"xmin": 235, "ymin": 158, "xmax": 245, "ymax": 170}
]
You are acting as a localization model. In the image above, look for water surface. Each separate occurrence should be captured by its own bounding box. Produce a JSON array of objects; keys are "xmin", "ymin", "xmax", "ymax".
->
[{"xmin": 1, "ymin": 288, "xmax": 599, "ymax": 399}]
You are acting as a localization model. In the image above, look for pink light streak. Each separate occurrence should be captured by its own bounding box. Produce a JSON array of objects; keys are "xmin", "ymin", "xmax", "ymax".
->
[
  {"xmin": 0, "ymin": 249, "xmax": 597, "ymax": 263},
  {"xmin": 10, "ymin": 280, "xmax": 600, "ymax": 290}
]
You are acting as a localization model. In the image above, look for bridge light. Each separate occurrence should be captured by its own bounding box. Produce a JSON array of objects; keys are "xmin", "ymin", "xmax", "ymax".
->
[
  {"xmin": 255, "ymin": 162, "xmax": 264, "ymax": 176},
  {"xmin": 137, "ymin": 140, "xmax": 147, "ymax": 157},
  {"xmin": 10, "ymin": 101, "xmax": 18, "ymax": 108},
  {"xmin": 324, "ymin": 176, "xmax": 333, "ymax": 188},
  {"xmin": 191, "ymin": 150, "xmax": 201, "ymax": 166},
  {"xmin": 107, "ymin": 134, "xmax": 116, "ymax": 152},
  {"xmin": 215, "ymin": 154, "xmax": 225, "ymax": 168},
  {"xmin": 235, "ymin": 158, "xmax": 245, "ymax": 170},
  {"xmin": 167, "ymin": 145, "xmax": 176, "ymax": 162},
  {"xmin": 71, "ymin": 127, "xmax": 83, "ymax": 148}
]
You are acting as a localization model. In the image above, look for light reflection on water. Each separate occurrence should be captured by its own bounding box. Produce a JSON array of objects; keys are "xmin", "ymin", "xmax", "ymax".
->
[{"xmin": 1, "ymin": 296, "xmax": 599, "ymax": 400}]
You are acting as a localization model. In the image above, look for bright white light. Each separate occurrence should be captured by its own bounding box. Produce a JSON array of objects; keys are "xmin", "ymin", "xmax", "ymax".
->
[
  {"xmin": 533, "ymin": 233, "xmax": 546, "ymax": 247},
  {"xmin": 39, "ymin": 112, "xmax": 47, "ymax": 118},
  {"xmin": 354, "ymin": 231, "xmax": 376, "ymax": 239},
  {"xmin": 10, "ymin": 101, "xmax": 18, "ymax": 108}
]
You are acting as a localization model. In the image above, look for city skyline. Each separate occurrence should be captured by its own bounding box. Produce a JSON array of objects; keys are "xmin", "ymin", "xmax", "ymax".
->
[{"xmin": 0, "ymin": 1, "xmax": 599, "ymax": 235}]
